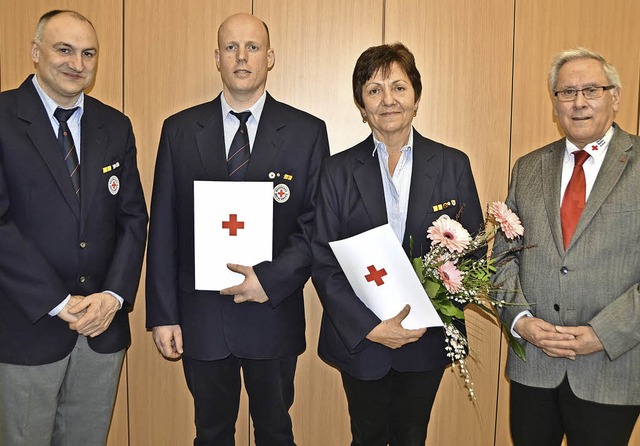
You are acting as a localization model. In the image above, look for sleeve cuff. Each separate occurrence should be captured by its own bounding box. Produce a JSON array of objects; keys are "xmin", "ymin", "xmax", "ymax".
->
[
  {"xmin": 103, "ymin": 290, "xmax": 124, "ymax": 309},
  {"xmin": 511, "ymin": 310, "xmax": 533, "ymax": 338},
  {"xmin": 49, "ymin": 295, "xmax": 71, "ymax": 316}
]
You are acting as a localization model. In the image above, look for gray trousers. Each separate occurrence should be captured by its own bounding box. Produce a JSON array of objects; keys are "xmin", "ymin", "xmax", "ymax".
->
[{"xmin": 0, "ymin": 335, "xmax": 125, "ymax": 446}]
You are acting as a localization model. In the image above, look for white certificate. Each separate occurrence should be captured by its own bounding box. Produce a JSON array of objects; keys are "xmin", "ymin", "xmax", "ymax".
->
[
  {"xmin": 194, "ymin": 181, "xmax": 273, "ymax": 290},
  {"xmin": 329, "ymin": 224, "xmax": 443, "ymax": 329}
]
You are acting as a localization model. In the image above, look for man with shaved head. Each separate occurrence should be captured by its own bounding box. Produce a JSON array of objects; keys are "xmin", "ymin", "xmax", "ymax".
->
[
  {"xmin": 147, "ymin": 13, "xmax": 329, "ymax": 445},
  {"xmin": 0, "ymin": 10, "xmax": 147, "ymax": 446}
]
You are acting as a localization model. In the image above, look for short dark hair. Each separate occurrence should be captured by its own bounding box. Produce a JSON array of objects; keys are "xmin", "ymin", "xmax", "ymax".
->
[
  {"xmin": 34, "ymin": 10, "xmax": 95, "ymax": 44},
  {"xmin": 352, "ymin": 42, "xmax": 422, "ymax": 108}
]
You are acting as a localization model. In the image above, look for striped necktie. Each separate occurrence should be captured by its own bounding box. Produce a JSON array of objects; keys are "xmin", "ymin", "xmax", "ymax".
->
[
  {"xmin": 227, "ymin": 111, "xmax": 251, "ymax": 181},
  {"xmin": 54, "ymin": 107, "xmax": 81, "ymax": 198}
]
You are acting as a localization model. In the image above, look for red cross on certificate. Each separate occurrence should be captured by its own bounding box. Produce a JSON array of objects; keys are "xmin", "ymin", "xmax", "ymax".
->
[
  {"xmin": 365, "ymin": 265, "xmax": 387, "ymax": 286},
  {"xmin": 222, "ymin": 214, "xmax": 245, "ymax": 236}
]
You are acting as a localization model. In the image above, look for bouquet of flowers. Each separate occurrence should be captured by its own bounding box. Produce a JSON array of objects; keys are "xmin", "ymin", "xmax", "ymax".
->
[{"xmin": 411, "ymin": 201, "xmax": 525, "ymax": 400}]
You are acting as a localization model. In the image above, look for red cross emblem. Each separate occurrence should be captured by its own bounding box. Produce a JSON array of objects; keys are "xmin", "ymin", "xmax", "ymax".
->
[
  {"xmin": 110, "ymin": 179, "xmax": 118, "ymax": 188},
  {"xmin": 277, "ymin": 189, "xmax": 286, "ymax": 198},
  {"xmin": 591, "ymin": 144, "xmax": 598, "ymax": 151},
  {"xmin": 365, "ymin": 265, "xmax": 387, "ymax": 286},
  {"xmin": 222, "ymin": 214, "xmax": 245, "ymax": 236}
]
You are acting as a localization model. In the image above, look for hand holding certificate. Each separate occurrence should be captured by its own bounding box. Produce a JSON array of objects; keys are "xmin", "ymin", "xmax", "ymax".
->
[{"xmin": 328, "ymin": 224, "xmax": 443, "ymax": 329}]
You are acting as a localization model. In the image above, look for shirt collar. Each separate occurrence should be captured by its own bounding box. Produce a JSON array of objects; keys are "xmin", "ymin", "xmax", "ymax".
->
[
  {"xmin": 220, "ymin": 91, "xmax": 267, "ymax": 124},
  {"xmin": 564, "ymin": 125, "xmax": 614, "ymax": 162},
  {"xmin": 371, "ymin": 128, "xmax": 414, "ymax": 157},
  {"xmin": 32, "ymin": 74, "xmax": 84, "ymax": 120}
]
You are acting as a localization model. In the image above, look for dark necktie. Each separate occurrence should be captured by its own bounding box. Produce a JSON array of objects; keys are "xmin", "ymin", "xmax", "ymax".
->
[
  {"xmin": 560, "ymin": 150, "xmax": 590, "ymax": 249},
  {"xmin": 227, "ymin": 111, "xmax": 252, "ymax": 181},
  {"xmin": 54, "ymin": 107, "xmax": 81, "ymax": 198}
]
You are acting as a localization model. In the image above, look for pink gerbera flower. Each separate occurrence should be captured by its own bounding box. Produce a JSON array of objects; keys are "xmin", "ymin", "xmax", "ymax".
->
[
  {"xmin": 488, "ymin": 201, "xmax": 524, "ymax": 240},
  {"xmin": 438, "ymin": 261, "xmax": 464, "ymax": 293},
  {"xmin": 427, "ymin": 215, "xmax": 471, "ymax": 253}
]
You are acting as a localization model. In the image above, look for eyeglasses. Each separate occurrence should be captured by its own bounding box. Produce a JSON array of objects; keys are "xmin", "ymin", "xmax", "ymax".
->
[{"xmin": 554, "ymin": 85, "xmax": 615, "ymax": 102}]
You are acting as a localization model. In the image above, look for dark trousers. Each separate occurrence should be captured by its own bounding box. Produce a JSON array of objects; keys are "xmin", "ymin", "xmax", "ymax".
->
[
  {"xmin": 183, "ymin": 355, "xmax": 297, "ymax": 446},
  {"xmin": 510, "ymin": 377, "xmax": 640, "ymax": 446},
  {"xmin": 340, "ymin": 367, "xmax": 445, "ymax": 446}
]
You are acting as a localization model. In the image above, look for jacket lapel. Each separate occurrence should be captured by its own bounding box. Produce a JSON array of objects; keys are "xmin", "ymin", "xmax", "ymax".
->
[
  {"xmin": 353, "ymin": 136, "xmax": 388, "ymax": 228},
  {"xmin": 403, "ymin": 132, "xmax": 438, "ymax": 251},
  {"xmin": 79, "ymin": 103, "xmax": 107, "ymax": 230},
  {"xmin": 245, "ymin": 93, "xmax": 284, "ymax": 181},
  {"xmin": 195, "ymin": 96, "xmax": 228, "ymax": 180},
  {"xmin": 17, "ymin": 77, "xmax": 81, "ymax": 219},
  {"xmin": 541, "ymin": 140, "xmax": 565, "ymax": 255},
  {"xmin": 569, "ymin": 126, "xmax": 632, "ymax": 249}
]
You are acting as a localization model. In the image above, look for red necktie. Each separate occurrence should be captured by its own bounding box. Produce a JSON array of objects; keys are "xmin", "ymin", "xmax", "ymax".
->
[{"xmin": 560, "ymin": 150, "xmax": 590, "ymax": 249}]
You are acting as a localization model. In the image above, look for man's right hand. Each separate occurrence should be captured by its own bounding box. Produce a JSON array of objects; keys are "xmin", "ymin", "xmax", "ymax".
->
[
  {"xmin": 152, "ymin": 325, "xmax": 184, "ymax": 359},
  {"xmin": 366, "ymin": 305, "xmax": 427, "ymax": 349},
  {"xmin": 514, "ymin": 316, "xmax": 576, "ymax": 359}
]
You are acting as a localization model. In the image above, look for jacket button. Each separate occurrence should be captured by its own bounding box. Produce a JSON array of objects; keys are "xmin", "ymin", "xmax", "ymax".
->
[
  {"xmin": 79, "ymin": 241, "xmax": 87, "ymax": 249},
  {"xmin": 79, "ymin": 276, "xmax": 86, "ymax": 283},
  {"xmin": 553, "ymin": 304, "xmax": 560, "ymax": 311},
  {"xmin": 560, "ymin": 266, "xmax": 569, "ymax": 275}
]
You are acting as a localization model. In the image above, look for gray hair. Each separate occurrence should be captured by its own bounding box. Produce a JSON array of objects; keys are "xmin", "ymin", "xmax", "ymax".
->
[
  {"xmin": 549, "ymin": 47, "xmax": 621, "ymax": 91},
  {"xmin": 34, "ymin": 10, "xmax": 95, "ymax": 44}
]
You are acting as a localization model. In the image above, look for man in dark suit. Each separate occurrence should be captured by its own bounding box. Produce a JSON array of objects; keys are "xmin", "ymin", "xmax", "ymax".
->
[
  {"xmin": 0, "ymin": 10, "xmax": 148, "ymax": 446},
  {"xmin": 493, "ymin": 48, "xmax": 640, "ymax": 446},
  {"xmin": 146, "ymin": 13, "xmax": 329, "ymax": 445}
]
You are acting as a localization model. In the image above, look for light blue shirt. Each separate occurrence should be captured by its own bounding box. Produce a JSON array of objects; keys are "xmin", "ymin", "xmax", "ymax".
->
[
  {"xmin": 31, "ymin": 76, "xmax": 124, "ymax": 315},
  {"xmin": 32, "ymin": 75, "xmax": 84, "ymax": 161},
  {"xmin": 220, "ymin": 91, "xmax": 267, "ymax": 155},
  {"xmin": 373, "ymin": 129, "xmax": 414, "ymax": 243}
]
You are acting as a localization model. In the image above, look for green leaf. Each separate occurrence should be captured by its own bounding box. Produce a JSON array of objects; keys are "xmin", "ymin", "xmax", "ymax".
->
[
  {"xmin": 509, "ymin": 337, "xmax": 527, "ymax": 361},
  {"xmin": 435, "ymin": 300, "xmax": 465, "ymax": 320},
  {"xmin": 423, "ymin": 279, "xmax": 442, "ymax": 299},
  {"xmin": 412, "ymin": 258, "xmax": 424, "ymax": 280}
]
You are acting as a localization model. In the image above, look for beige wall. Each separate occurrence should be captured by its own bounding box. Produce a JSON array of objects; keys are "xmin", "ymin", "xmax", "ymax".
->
[{"xmin": 1, "ymin": 1, "xmax": 639, "ymax": 445}]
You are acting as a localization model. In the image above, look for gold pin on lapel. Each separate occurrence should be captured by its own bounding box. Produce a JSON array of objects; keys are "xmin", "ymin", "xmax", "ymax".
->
[
  {"xmin": 283, "ymin": 174, "xmax": 293, "ymax": 181},
  {"xmin": 102, "ymin": 162, "xmax": 120, "ymax": 173},
  {"xmin": 432, "ymin": 199, "xmax": 457, "ymax": 212}
]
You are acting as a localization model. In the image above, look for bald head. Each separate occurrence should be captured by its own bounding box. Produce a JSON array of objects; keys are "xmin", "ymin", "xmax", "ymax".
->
[
  {"xmin": 34, "ymin": 10, "xmax": 96, "ymax": 45},
  {"xmin": 217, "ymin": 13, "xmax": 270, "ymax": 49}
]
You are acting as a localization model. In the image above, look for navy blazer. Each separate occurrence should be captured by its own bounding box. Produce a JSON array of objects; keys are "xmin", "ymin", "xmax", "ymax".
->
[
  {"xmin": 146, "ymin": 93, "xmax": 329, "ymax": 360},
  {"xmin": 0, "ymin": 76, "xmax": 148, "ymax": 365},
  {"xmin": 312, "ymin": 131, "xmax": 483, "ymax": 380}
]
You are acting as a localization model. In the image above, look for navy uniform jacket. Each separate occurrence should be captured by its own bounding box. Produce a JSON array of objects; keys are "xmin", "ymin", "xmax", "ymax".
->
[
  {"xmin": 146, "ymin": 93, "xmax": 329, "ymax": 360},
  {"xmin": 0, "ymin": 76, "xmax": 148, "ymax": 365}
]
